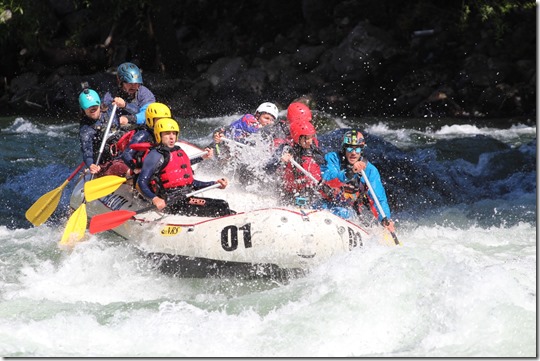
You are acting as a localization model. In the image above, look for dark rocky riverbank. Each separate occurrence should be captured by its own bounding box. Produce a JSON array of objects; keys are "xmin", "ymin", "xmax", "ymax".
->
[{"xmin": 0, "ymin": 0, "xmax": 536, "ymax": 121}]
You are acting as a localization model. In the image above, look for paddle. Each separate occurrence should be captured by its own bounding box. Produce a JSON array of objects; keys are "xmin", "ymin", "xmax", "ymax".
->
[
  {"xmin": 88, "ymin": 183, "xmax": 222, "ymax": 234},
  {"xmin": 290, "ymin": 158, "xmax": 319, "ymax": 184},
  {"xmin": 293, "ymin": 156, "xmax": 400, "ymax": 245},
  {"xmin": 221, "ymin": 137, "xmax": 248, "ymax": 148},
  {"xmin": 59, "ymin": 199, "xmax": 87, "ymax": 245},
  {"xmin": 83, "ymin": 150, "xmax": 209, "ymax": 202},
  {"xmin": 25, "ymin": 162, "xmax": 85, "ymax": 226},
  {"xmin": 61, "ymin": 104, "xmax": 117, "ymax": 245},
  {"xmin": 360, "ymin": 169, "xmax": 400, "ymax": 245}
]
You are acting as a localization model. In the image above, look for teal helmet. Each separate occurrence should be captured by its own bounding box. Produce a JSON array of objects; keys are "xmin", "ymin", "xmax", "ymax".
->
[
  {"xmin": 78, "ymin": 89, "xmax": 101, "ymax": 110},
  {"xmin": 117, "ymin": 62, "xmax": 143, "ymax": 84}
]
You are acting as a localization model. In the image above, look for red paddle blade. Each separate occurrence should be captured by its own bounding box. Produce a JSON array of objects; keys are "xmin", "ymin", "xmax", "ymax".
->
[{"xmin": 89, "ymin": 210, "xmax": 136, "ymax": 234}]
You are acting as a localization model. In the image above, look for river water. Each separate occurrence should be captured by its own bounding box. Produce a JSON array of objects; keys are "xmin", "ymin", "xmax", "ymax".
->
[{"xmin": 0, "ymin": 113, "xmax": 536, "ymax": 357}]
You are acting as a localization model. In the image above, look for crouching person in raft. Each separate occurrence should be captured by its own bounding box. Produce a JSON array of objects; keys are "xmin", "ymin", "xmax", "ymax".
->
[{"xmin": 137, "ymin": 117, "xmax": 232, "ymax": 217}]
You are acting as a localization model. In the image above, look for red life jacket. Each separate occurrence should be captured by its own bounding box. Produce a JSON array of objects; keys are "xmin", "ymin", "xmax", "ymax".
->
[
  {"xmin": 115, "ymin": 129, "xmax": 136, "ymax": 153},
  {"xmin": 130, "ymin": 142, "xmax": 153, "ymax": 153},
  {"xmin": 283, "ymin": 155, "xmax": 321, "ymax": 193},
  {"xmin": 157, "ymin": 147, "xmax": 194, "ymax": 189},
  {"xmin": 128, "ymin": 142, "xmax": 153, "ymax": 169},
  {"xmin": 322, "ymin": 177, "xmax": 375, "ymax": 215}
]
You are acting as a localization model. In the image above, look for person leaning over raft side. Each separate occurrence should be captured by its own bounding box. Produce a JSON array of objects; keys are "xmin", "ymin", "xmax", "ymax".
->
[
  {"xmin": 207, "ymin": 102, "xmax": 279, "ymax": 161},
  {"xmin": 102, "ymin": 62, "xmax": 156, "ymax": 127},
  {"xmin": 137, "ymin": 117, "xmax": 232, "ymax": 217},
  {"xmin": 78, "ymin": 88, "xmax": 130, "ymax": 177},
  {"xmin": 320, "ymin": 129, "xmax": 396, "ymax": 233}
]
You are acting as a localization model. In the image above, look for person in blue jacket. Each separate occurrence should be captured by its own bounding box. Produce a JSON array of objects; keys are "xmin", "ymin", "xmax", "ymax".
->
[
  {"xmin": 103, "ymin": 62, "xmax": 156, "ymax": 126},
  {"xmin": 137, "ymin": 117, "xmax": 230, "ymax": 216},
  {"xmin": 78, "ymin": 88, "xmax": 129, "ymax": 177},
  {"xmin": 320, "ymin": 129, "xmax": 395, "ymax": 232}
]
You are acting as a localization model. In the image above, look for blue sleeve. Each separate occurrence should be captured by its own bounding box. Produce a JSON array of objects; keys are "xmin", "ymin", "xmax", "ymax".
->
[
  {"xmin": 120, "ymin": 130, "xmax": 150, "ymax": 169},
  {"xmin": 225, "ymin": 128, "xmax": 242, "ymax": 142},
  {"xmin": 321, "ymin": 152, "xmax": 347, "ymax": 183},
  {"xmin": 192, "ymin": 179, "xmax": 217, "ymax": 190},
  {"xmin": 224, "ymin": 119, "xmax": 243, "ymax": 141},
  {"xmin": 135, "ymin": 103, "xmax": 149, "ymax": 125},
  {"xmin": 124, "ymin": 86, "xmax": 155, "ymax": 125},
  {"xmin": 79, "ymin": 125, "xmax": 96, "ymax": 167},
  {"xmin": 137, "ymin": 150, "xmax": 162, "ymax": 200},
  {"xmin": 120, "ymin": 149, "xmax": 135, "ymax": 170},
  {"xmin": 102, "ymin": 91, "xmax": 113, "ymax": 107},
  {"xmin": 225, "ymin": 116, "xmax": 258, "ymax": 142},
  {"xmin": 362, "ymin": 162, "xmax": 391, "ymax": 220}
]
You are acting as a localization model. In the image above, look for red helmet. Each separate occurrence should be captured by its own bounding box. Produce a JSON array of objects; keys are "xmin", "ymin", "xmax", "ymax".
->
[
  {"xmin": 287, "ymin": 102, "xmax": 312, "ymax": 123},
  {"xmin": 290, "ymin": 121, "xmax": 316, "ymax": 144}
]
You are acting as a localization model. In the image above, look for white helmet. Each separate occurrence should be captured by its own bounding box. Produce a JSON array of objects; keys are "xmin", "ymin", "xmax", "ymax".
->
[{"xmin": 256, "ymin": 102, "xmax": 279, "ymax": 119}]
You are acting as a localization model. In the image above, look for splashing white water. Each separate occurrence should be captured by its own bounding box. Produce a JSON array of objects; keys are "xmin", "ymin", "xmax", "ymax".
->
[
  {"xmin": 0, "ymin": 215, "xmax": 535, "ymax": 357},
  {"xmin": 0, "ymin": 116, "xmax": 535, "ymax": 357}
]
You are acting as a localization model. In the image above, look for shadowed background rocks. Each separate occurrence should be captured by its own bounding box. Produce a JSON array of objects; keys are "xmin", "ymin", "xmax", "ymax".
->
[{"xmin": 0, "ymin": 0, "xmax": 536, "ymax": 121}]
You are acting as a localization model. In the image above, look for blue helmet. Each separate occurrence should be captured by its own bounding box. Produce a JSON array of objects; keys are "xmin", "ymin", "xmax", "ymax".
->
[
  {"xmin": 79, "ymin": 89, "xmax": 101, "ymax": 110},
  {"xmin": 117, "ymin": 62, "xmax": 143, "ymax": 84}
]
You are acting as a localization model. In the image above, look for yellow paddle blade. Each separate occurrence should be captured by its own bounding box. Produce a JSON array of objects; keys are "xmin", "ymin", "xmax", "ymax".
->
[
  {"xmin": 25, "ymin": 180, "xmax": 69, "ymax": 226},
  {"xmin": 84, "ymin": 175, "xmax": 127, "ymax": 202},
  {"xmin": 60, "ymin": 203, "xmax": 87, "ymax": 246},
  {"xmin": 380, "ymin": 229, "xmax": 395, "ymax": 246},
  {"xmin": 382, "ymin": 229, "xmax": 401, "ymax": 246},
  {"xmin": 376, "ymin": 228, "xmax": 402, "ymax": 246}
]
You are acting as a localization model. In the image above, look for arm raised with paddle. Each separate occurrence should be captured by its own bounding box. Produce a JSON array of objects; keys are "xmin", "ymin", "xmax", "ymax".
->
[
  {"xmin": 60, "ymin": 102, "xmax": 117, "ymax": 246},
  {"xmin": 360, "ymin": 169, "xmax": 400, "ymax": 245},
  {"xmin": 293, "ymin": 146, "xmax": 401, "ymax": 246}
]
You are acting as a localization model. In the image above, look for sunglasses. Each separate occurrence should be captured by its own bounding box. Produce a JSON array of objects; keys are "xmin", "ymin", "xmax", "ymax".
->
[{"xmin": 345, "ymin": 146, "xmax": 364, "ymax": 153}]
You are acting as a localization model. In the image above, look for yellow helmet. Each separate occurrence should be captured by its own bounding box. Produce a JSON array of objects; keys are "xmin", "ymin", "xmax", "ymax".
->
[
  {"xmin": 145, "ymin": 102, "xmax": 172, "ymax": 129},
  {"xmin": 153, "ymin": 118, "xmax": 179, "ymax": 144}
]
